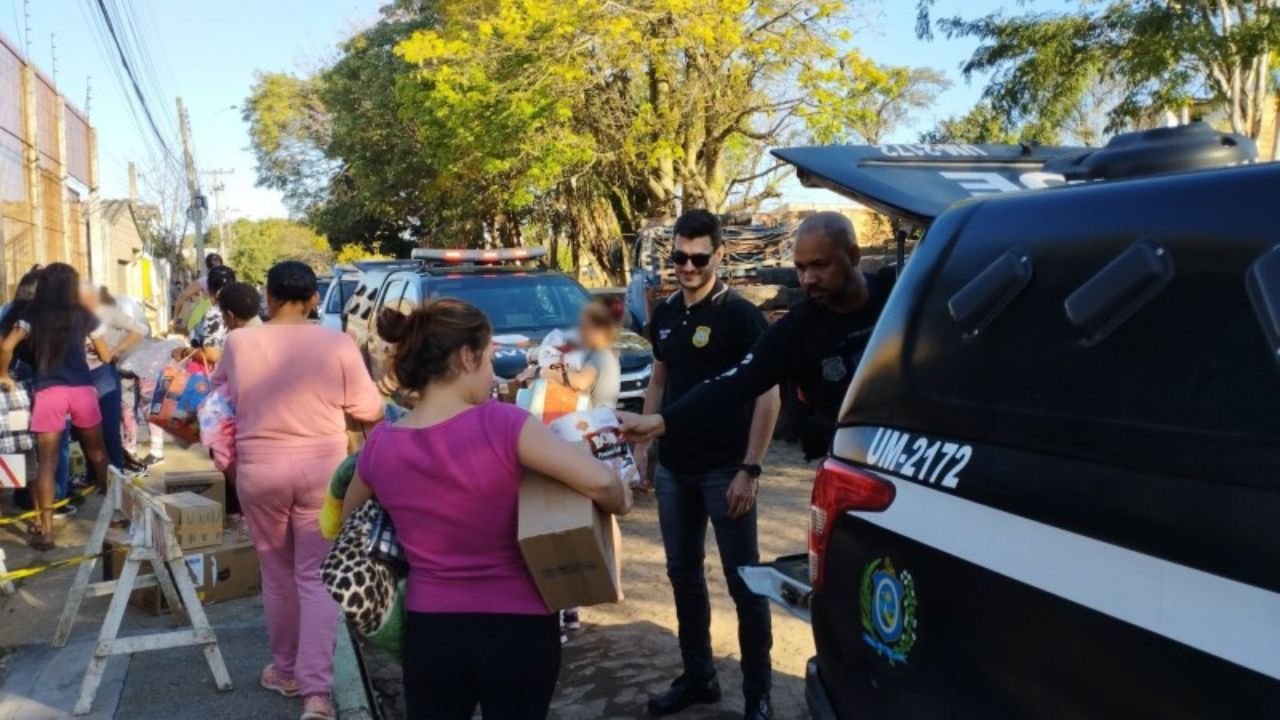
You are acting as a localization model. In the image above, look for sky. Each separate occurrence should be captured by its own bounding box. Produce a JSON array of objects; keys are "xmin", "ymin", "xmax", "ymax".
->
[{"xmin": 2, "ymin": 0, "xmax": 1039, "ymax": 220}]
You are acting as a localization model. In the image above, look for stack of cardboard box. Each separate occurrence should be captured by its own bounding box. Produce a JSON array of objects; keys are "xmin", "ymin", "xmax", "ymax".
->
[{"xmin": 105, "ymin": 471, "xmax": 261, "ymax": 615}]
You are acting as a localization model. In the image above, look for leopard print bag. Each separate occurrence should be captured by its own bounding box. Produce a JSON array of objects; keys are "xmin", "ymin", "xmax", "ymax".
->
[{"xmin": 321, "ymin": 498, "xmax": 406, "ymax": 659}]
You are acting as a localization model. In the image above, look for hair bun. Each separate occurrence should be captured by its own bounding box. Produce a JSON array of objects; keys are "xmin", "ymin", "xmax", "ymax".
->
[{"xmin": 376, "ymin": 307, "xmax": 412, "ymax": 343}]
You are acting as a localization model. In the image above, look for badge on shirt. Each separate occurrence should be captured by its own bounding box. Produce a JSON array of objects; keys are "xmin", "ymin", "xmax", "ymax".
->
[
  {"xmin": 821, "ymin": 355, "xmax": 847, "ymax": 382},
  {"xmin": 691, "ymin": 325, "xmax": 712, "ymax": 348}
]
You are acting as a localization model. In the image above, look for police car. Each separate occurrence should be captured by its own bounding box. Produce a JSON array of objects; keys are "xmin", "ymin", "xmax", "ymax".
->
[
  {"xmin": 343, "ymin": 247, "xmax": 653, "ymax": 410},
  {"xmin": 741, "ymin": 124, "xmax": 1280, "ymax": 717}
]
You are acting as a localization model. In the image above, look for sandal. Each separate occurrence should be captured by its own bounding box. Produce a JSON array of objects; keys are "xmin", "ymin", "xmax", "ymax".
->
[{"xmin": 27, "ymin": 532, "xmax": 55, "ymax": 551}]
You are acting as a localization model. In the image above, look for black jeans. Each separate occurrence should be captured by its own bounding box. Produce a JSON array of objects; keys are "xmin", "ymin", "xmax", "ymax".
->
[
  {"xmin": 403, "ymin": 611, "xmax": 561, "ymax": 719},
  {"xmin": 656, "ymin": 462, "xmax": 772, "ymax": 700}
]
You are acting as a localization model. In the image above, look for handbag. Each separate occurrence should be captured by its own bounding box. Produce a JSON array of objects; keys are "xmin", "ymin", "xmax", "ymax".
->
[
  {"xmin": 0, "ymin": 381, "xmax": 35, "ymax": 453},
  {"xmin": 320, "ymin": 451, "xmax": 407, "ymax": 660},
  {"xmin": 147, "ymin": 355, "xmax": 212, "ymax": 444},
  {"xmin": 321, "ymin": 499, "xmax": 406, "ymax": 660}
]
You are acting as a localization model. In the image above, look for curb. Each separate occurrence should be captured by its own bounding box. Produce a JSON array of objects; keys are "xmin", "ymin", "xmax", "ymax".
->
[{"xmin": 333, "ymin": 620, "xmax": 376, "ymax": 720}]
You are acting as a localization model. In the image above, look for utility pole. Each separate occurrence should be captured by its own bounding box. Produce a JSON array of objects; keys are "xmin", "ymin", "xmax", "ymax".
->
[
  {"xmin": 85, "ymin": 76, "xmax": 91, "ymax": 117},
  {"xmin": 128, "ymin": 162, "xmax": 138, "ymax": 207},
  {"xmin": 49, "ymin": 34, "xmax": 57, "ymax": 83},
  {"xmin": 176, "ymin": 97, "xmax": 206, "ymax": 267},
  {"xmin": 202, "ymin": 168, "xmax": 234, "ymax": 257}
]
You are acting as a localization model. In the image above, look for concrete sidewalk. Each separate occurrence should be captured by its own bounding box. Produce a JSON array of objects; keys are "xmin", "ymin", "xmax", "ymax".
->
[{"xmin": 0, "ymin": 447, "xmax": 372, "ymax": 719}]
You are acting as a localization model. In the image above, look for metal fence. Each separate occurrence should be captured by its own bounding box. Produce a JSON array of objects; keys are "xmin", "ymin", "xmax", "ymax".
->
[{"xmin": 0, "ymin": 34, "xmax": 96, "ymax": 299}]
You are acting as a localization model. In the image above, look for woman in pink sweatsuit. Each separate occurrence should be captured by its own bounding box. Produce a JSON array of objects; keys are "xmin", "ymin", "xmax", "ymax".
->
[{"xmin": 212, "ymin": 261, "xmax": 382, "ymax": 720}]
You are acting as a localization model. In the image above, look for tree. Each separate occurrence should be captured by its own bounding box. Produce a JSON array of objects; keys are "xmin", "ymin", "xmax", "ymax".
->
[
  {"xmin": 246, "ymin": 1, "xmax": 946, "ymax": 283},
  {"xmin": 916, "ymin": 1, "xmax": 1280, "ymax": 141},
  {"xmin": 225, "ymin": 219, "xmax": 334, "ymax": 285},
  {"xmin": 806, "ymin": 60, "xmax": 951, "ymax": 144}
]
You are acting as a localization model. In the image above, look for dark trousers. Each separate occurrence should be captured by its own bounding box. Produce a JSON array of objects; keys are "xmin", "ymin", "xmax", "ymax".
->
[
  {"xmin": 85, "ymin": 364, "xmax": 123, "ymax": 487},
  {"xmin": 403, "ymin": 611, "xmax": 561, "ymax": 719},
  {"xmin": 656, "ymin": 462, "xmax": 772, "ymax": 700}
]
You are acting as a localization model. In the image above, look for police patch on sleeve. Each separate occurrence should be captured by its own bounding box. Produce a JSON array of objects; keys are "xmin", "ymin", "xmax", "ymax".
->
[
  {"xmin": 860, "ymin": 556, "xmax": 918, "ymax": 666},
  {"xmin": 692, "ymin": 325, "xmax": 712, "ymax": 348},
  {"xmin": 821, "ymin": 355, "xmax": 847, "ymax": 382}
]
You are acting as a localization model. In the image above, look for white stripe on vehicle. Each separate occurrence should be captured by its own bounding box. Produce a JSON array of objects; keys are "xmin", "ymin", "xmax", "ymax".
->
[{"xmin": 852, "ymin": 475, "xmax": 1280, "ymax": 680}]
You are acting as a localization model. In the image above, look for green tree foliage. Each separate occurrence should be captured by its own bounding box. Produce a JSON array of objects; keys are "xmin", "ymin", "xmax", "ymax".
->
[
  {"xmin": 223, "ymin": 219, "xmax": 334, "ymax": 285},
  {"xmin": 246, "ymin": 1, "xmax": 947, "ymax": 282},
  {"xmin": 916, "ymin": 1, "xmax": 1280, "ymax": 141},
  {"xmin": 919, "ymin": 101, "xmax": 1023, "ymax": 144}
]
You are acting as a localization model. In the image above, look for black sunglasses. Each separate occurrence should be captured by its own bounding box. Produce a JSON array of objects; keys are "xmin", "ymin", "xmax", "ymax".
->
[{"xmin": 671, "ymin": 251, "xmax": 713, "ymax": 268}]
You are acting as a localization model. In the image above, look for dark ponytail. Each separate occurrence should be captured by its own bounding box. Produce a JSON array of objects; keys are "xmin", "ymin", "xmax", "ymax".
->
[{"xmin": 377, "ymin": 298, "xmax": 491, "ymax": 390}]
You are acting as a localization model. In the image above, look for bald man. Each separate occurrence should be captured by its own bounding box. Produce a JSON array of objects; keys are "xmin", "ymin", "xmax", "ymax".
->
[{"xmin": 624, "ymin": 212, "xmax": 897, "ymax": 460}]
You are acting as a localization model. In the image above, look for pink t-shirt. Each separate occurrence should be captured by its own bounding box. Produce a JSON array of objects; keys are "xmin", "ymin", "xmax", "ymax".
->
[
  {"xmin": 211, "ymin": 324, "xmax": 383, "ymax": 460},
  {"xmin": 356, "ymin": 401, "xmax": 548, "ymax": 615}
]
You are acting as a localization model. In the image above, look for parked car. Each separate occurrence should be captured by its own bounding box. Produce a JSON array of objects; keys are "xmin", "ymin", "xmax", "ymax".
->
[
  {"xmin": 316, "ymin": 265, "xmax": 360, "ymax": 331},
  {"xmin": 344, "ymin": 247, "xmax": 654, "ymax": 411},
  {"xmin": 742, "ymin": 124, "xmax": 1280, "ymax": 718}
]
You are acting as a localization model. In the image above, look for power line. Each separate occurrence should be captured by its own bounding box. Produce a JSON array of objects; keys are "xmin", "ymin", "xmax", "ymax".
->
[{"xmin": 86, "ymin": 0, "xmax": 181, "ymax": 167}]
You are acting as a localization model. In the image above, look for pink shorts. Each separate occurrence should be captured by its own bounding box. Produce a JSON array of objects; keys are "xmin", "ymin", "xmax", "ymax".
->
[{"xmin": 31, "ymin": 385, "xmax": 102, "ymax": 433}]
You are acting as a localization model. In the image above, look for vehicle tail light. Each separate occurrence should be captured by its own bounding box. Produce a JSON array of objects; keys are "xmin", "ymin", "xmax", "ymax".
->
[{"xmin": 809, "ymin": 458, "xmax": 895, "ymax": 589}]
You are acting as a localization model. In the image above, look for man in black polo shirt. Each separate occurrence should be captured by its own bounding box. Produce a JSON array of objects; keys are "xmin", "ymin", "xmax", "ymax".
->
[{"xmin": 639, "ymin": 209, "xmax": 780, "ymax": 720}]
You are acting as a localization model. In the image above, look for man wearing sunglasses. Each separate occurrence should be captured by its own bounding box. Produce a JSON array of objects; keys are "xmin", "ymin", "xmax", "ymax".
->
[
  {"xmin": 640, "ymin": 209, "xmax": 781, "ymax": 720},
  {"xmin": 622, "ymin": 209, "xmax": 896, "ymax": 460}
]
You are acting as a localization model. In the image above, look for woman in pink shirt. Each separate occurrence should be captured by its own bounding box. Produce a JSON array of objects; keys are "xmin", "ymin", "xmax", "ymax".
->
[
  {"xmin": 212, "ymin": 261, "xmax": 383, "ymax": 720},
  {"xmin": 343, "ymin": 298, "xmax": 631, "ymax": 719}
]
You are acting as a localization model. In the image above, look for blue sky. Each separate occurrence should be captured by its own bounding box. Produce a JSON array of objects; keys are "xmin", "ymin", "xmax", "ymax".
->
[{"xmin": 2, "ymin": 0, "xmax": 1037, "ymax": 219}]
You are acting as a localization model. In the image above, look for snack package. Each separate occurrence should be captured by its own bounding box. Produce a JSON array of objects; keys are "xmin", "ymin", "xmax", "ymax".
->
[
  {"xmin": 531, "ymin": 328, "xmax": 575, "ymax": 369},
  {"xmin": 548, "ymin": 407, "xmax": 642, "ymax": 488}
]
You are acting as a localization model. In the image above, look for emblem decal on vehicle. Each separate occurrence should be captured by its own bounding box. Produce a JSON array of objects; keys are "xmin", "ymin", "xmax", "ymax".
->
[
  {"xmin": 860, "ymin": 556, "xmax": 917, "ymax": 666},
  {"xmin": 692, "ymin": 325, "xmax": 711, "ymax": 348},
  {"xmin": 821, "ymin": 355, "xmax": 846, "ymax": 382}
]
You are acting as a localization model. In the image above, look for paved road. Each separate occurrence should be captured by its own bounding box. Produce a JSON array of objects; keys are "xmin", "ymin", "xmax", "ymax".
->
[{"xmin": 361, "ymin": 441, "xmax": 819, "ymax": 720}]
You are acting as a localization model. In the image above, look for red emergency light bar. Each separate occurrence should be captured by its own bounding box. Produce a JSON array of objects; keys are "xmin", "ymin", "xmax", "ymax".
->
[{"xmin": 411, "ymin": 247, "xmax": 546, "ymax": 264}]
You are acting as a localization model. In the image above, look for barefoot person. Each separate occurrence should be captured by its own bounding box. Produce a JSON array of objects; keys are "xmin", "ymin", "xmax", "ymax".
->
[
  {"xmin": 637, "ymin": 210, "xmax": 780, "ymax": 719},
  {"xmin": 0, "ymin": 263, "xmax": 114, "ymax": 550},
  {"xmin": 343, "ymin": 298, "xmax": 631, "ymax": 720},
  {"xmin": 212, "ymin": 261, "xmax": 384, "ymax": 720}
]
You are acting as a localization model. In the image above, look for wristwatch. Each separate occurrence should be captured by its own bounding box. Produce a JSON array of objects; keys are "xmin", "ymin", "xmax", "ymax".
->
[{"xmin": 739, "ymin": 463, "xmax": 763, "ymax": 479}]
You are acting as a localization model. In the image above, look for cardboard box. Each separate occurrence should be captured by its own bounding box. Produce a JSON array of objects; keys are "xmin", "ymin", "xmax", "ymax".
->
[
  {"xmin": 152, "ymin": 471, "xmax": 226, "ymax": 509},
  {"xmin": 105, "ymin": 531, "xmax": 262, "ymax": 615},
  {"xmin": 517, "ymin": 472, "xmax": 622, "ymax": 610},
  {"xmin": 160, "ymin": 492, "xmax": 223, "ymax": 550}
]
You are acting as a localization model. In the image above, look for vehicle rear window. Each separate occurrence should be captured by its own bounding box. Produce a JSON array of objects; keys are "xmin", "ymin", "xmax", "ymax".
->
[
  {"xmin": 328, "ymin": 278, "xmax": 358, "ymax": 314},
  {"xmin": 428, "ymin": 274, "xmax": 588, "ymax": 333}
]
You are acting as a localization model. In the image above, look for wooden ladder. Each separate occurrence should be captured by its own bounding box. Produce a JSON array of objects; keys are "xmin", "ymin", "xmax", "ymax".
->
[{"xmin": 52, "ymin": 468, "xmax": 232, "ymax": 716}]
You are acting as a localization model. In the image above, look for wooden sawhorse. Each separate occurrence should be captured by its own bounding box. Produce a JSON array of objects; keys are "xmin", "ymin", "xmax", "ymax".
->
[{"xmin": 52, "ymin": 468, "xmax": 232, "ymax": 715}]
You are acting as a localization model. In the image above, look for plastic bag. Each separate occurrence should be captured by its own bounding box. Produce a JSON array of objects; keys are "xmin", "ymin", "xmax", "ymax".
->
[
  {"xmin": 120, "ymin": 338, "xmax": 182, "ymax": 380},
  {"xmin": 197, "ymin": 385, "xmax": 236, "ymax": 471},
  {"xmin": 548, "ymin": 407, "xmax": 642, "ymax": 488},
  {"xmin": 147, "ymin": 358, "xmax": 212, "ymax": 444}
]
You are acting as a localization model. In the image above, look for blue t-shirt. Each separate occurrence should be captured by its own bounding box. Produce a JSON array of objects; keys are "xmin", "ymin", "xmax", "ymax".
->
[{"xmin": 17, "ymin": 315, "xmax": 103, "ymax": 391}]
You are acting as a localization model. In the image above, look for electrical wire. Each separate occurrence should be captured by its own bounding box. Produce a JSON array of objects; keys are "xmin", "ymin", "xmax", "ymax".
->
[{"xmin": 85, "ymin": 0, "xmax": 182, "ymax": 168}]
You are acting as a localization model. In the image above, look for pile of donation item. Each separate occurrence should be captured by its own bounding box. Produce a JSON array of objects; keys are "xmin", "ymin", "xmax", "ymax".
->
[{"xmin": 105, "ymin": 471, "xmax": 260, "ymax": 615}]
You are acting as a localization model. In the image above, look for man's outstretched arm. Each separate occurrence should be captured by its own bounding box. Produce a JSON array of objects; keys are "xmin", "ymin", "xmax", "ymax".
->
[{"xmin": 620, "ymin": 318, "xmax": 793, "ymax": 442}]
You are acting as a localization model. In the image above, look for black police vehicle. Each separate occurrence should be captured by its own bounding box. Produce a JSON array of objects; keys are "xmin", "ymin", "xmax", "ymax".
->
[
  {"xmin": 741, "ymin": 124, "xmax": 1280, "ymax": 717},
  {"xmin": 343, "ymin": 247, "xmax": 653, "ymax": 410}
]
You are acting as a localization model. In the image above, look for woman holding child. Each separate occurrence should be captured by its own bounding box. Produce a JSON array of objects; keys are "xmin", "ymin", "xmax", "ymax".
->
[{"xmin": 343, "ymin": 298, "xmax": 632, "ymax": 719}]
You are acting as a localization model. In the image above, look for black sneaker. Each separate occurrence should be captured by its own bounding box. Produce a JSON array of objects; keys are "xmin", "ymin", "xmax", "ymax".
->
[
  {"xmin": 647, "ymin": 675, "xmax": 721, "ymax": 716},
  {"xmin": 744, "ymin": 694, "xmax": 773, "ymax": 720},
  {"xmin": 53, "ymin": 504, "xmax": 78, "ymax": 519},
  {"xmin": 141, "ymin": 454, "xmax": 165, "ymax": 468},
  {"xmin": 563, "ymin": 608, "xmax": 581, "ymax": 630}
]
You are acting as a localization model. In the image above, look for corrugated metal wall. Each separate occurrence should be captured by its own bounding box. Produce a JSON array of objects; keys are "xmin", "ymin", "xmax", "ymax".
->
[{"xmin": 0, "ymin": 36, "xmax": 94, "ymax": 297}]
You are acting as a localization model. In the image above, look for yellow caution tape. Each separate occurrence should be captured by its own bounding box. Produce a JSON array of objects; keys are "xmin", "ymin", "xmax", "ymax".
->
[
  {"xmin": 0, "ymin": 544, "xmax": 129, "ymax": 583},
  {"xmin": 0, "ymin": 485, "xmax": 97, "ymax": 527}
]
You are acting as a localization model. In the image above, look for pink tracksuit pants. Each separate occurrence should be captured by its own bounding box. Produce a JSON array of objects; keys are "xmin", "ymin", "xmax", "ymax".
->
[{"xmin": 237, "ymin": 448, "xmax": 343, "ymax": 696}]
